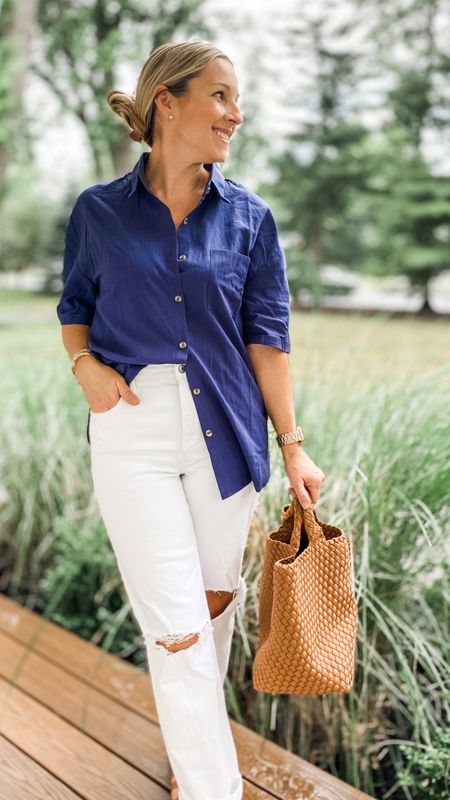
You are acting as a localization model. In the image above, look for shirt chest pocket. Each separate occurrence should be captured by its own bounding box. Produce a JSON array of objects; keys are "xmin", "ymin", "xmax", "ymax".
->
[{"xmin": 208, "ymin": 249, "xmax": 250, "ymax": 310}]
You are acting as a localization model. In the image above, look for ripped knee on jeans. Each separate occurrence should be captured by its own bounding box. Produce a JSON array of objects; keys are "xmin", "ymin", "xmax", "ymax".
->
[
  {"xmin": 206, "ymin": 577, "xmax": 247, "ymax": 618},
  {"xmin": 151, "ymin": 617, "xmax": 213, "ymax": 655}
]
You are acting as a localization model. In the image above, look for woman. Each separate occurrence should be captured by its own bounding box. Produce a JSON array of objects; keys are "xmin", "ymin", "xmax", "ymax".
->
[{"xmin": 56, "ymin": 40, "xmax": 325, "ymax": 800}]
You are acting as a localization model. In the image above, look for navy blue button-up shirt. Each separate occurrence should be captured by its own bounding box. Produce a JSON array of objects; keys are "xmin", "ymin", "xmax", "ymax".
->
[{"xmin": 56, "ymin": 151, "xmax": 291, "ymax": 499}]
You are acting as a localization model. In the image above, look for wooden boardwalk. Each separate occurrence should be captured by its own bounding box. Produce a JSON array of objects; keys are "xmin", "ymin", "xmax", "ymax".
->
[{"xmin": 0, "ymin": 594, "xmax": 376, "ymax": 800}]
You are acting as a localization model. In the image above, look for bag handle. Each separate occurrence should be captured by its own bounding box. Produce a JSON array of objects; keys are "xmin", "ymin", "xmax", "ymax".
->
[{"xmin": 286, "ymin": 495, "xmax": 325, "ymax": 551}]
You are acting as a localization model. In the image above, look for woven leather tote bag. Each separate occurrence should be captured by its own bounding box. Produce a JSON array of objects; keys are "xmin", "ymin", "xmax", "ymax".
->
[{"xmin": 252, "ymin": 494, "xmax": 358, "ymax": 695}]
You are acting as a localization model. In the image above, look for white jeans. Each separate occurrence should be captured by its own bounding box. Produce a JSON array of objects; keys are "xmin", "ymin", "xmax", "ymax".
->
[{"xmin": 88, "ymin": 363, "xmax": 260, "ymax": 800}]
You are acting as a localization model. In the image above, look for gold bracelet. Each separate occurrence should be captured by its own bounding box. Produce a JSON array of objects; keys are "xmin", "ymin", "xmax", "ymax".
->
[
  {"xmin": 276, "ymin": 425, "xmax": 305, "ymax": 448},
  {"xmin": 71, "ymin": 348, "xmax": 94, "ymax": 375}
]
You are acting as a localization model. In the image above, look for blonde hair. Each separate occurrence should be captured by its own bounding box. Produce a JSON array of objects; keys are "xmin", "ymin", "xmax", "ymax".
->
[{"xmin": 107, "ymin": 40, "xmax": 232, "ymax": 148}]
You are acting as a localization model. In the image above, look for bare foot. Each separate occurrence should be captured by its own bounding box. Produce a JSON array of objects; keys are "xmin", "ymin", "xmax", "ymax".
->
[{"xmin": 171, "ymin": 774, "xmax": 179, "ymax": 799}]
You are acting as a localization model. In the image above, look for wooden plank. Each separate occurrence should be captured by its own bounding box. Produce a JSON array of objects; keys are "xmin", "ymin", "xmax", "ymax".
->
[
  {"xmin": 0, "ymin": 594, "xmax": 376, "ymax": 799},
  {"xmin": 0, "ymin": 674, "xmax": 165, "ymax": 800},
  {"xmin": 233, "ymin": 725, "xmax": 378, "ymax": 800},
  {"xmin": 0, "ymin": 594, "xmax": 154, "ymax": 715},
  {"xmin": 0, "ymin": 630, "xmax": 170, "ymax": 785},
  {"xmin": 0, "ymin": 629, "xmax": 272, "ymax": 799},
  {"xmin": 0, "ymin": 734, "xmax": 83, "ymax": 800}
]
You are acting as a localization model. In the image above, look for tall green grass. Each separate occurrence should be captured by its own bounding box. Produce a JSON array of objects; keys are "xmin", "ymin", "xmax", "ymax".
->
[{"xmin": 1, "ymin": 291, "xmax": 449, "ymax": 799}]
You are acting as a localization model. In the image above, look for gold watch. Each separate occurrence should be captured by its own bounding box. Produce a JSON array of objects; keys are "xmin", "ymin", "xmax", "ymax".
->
[{"xmin": 276, "ymin": 425, "xmax": 304, "ymax": 448}]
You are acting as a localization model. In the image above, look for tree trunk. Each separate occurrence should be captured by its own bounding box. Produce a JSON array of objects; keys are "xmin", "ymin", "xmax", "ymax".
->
[
  {"xmin": 310, "ymin": 226, "xmax": 323, "ymax": 310},
  {"xmin": 0, "ymin": 0, "xmax": 38, "ymax": 190},
  {"xmin": 417, "ymin": 282, "xmax": 436, "ymax": 316}
]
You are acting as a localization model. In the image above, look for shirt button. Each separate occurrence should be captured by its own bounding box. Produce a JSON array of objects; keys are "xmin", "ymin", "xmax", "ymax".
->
[
  {"xmin": 179, "ymin": 341, "xmax": 187, "ymax": 349},
  {"xmin": 205, "ymin": 429, "xmax": 213, "ymax": 437},
  {"xmin": 178, "ymin": 364, "xmax": 186, "ymax": 372},
  {"xmin": 193, "ymin": 387, "xmax": 201, "ymax": 395},
  {"xmin": 174, "ymin": 295, "xmax": 182, "ymax": 302},
  {"xmin": 183, "ymin": 217, "xmax": 188, "ymax": 224},
  {"xmin": 178, "ymin": 254, "xmax": 187, "ymax": 260}
]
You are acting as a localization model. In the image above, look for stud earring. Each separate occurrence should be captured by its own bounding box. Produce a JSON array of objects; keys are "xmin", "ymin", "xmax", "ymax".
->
[{"xmin": 168, "ymin": 115, "xmax": 173, "ymax": 120}]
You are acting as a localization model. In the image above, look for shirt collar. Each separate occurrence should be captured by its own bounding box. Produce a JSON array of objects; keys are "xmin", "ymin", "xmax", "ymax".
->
[{"xmin": 128, "ymin": 151, "xmax": 230, "ymax": 203}]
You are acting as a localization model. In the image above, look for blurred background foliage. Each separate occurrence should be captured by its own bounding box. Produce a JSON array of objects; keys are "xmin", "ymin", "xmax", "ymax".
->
[{"xmin": 0, "ymin": 0, "xmax": 449, "ymax": 309}]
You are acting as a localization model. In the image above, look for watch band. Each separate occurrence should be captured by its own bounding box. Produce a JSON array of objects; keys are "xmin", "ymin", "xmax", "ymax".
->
[{"xmin": 276, "ymin": 425, "xmax": 305, "ymax": 448}]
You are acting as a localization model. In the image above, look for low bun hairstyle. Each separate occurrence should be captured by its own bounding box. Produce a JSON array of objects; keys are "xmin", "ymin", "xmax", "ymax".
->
[{"xmin": 107, "ymin": 40, "xmax": 232, "ymax": 148}]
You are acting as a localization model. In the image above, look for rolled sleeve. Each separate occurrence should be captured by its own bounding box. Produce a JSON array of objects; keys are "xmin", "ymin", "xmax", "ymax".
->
[
  {"xmin": 241, "ymin": 207, "xmax": 291, "ymax": 352},
  {"xmin": 56, "ymin": 196, "xmax": 97, "ymax": 325}
]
